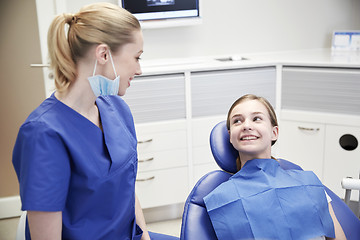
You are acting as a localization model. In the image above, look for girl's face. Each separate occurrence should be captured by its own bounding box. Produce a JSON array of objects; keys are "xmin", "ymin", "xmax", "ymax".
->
[
  {"xmin": 228, "ymin": 99, "xmax": 279, "ymax": 162},
  {"xmin": 112, "ymin": 30, "xmax": 144, "ymax": 96}
]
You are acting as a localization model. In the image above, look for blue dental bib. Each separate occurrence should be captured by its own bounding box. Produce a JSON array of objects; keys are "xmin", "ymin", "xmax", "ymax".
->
[{"xmin": 203, "ymin": 158, "xmax": 335, "ymax": 240}]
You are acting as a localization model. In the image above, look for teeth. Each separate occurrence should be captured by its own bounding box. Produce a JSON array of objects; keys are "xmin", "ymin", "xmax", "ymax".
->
[{"xmin": 242, "ymin": 136, "xmax": 257, "ymax": 140}]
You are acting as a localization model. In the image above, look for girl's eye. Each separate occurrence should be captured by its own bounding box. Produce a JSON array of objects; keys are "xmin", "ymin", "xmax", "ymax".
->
[
  {"xmin": 233, "ymin": 119, "xmax": 241, "ymax": 124},
  {"xmin": 253, "ymin": 116, "xmax": 262, "ymax": 121},
  {"xmin": 136, "ymin": 57, "xmax": 141, "ymax": 61}
]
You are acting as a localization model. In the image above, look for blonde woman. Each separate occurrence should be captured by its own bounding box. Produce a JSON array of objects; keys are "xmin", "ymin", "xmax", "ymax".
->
[{"xmin": 13, "ymin": 3, "xmax": 177, "ymax": 240}]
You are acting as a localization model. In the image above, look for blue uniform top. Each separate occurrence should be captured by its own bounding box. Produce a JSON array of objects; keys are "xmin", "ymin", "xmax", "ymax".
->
[{"xmin": 13, "ymin": 94, "xmax": 141, "ymax": 240}]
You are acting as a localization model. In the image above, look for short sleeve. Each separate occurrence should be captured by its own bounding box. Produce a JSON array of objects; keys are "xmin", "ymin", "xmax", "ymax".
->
[{"xmin": 12, "ymin": 121, "xmax": 71, "ymax": 211}]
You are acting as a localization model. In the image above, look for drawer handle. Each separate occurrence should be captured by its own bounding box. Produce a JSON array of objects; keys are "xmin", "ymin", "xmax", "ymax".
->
[
  {"xmin": 136, "ymin": 176, "xmax": 155, "ymax": 182},
  {"xmin": 298, "ymin": 126, "xmax": 320, "ymax": 132},
  {"xmin": 138, "ymin": 157, "xmax": 154, "ymax": 163},
  {"xmin": 138, "ymin": 139, "xmax": 153, "ymax": 144}
]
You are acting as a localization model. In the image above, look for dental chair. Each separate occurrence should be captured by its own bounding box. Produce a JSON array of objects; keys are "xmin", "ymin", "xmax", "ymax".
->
[{"xmin": 180, "ymin": 121, "xmax": 360, "ymax": 240}]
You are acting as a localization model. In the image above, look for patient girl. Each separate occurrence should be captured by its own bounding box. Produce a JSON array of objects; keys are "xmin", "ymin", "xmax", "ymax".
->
[{"xmin": 204, "ymin": 94, "xmax": 346, "ymax": 240}]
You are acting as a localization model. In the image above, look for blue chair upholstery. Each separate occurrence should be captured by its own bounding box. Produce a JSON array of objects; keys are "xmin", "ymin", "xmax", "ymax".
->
[{"xmin": 180, "ymin": 121, "xmax": 360, "ymax": 240}]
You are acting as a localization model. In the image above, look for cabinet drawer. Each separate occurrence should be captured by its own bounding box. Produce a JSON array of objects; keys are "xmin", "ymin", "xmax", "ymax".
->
[
  {"xmin": 282, "ymin": 67, "xmax": 360, "ymax": 115},
  {"xmin": 138, "ymin": 148, "xmax": 187, "ymax": 172},
  {"xmin": 136, "ymin": 167, "xmax": 189, "ymax": 208},
  {"xmin": 123, "ymin": 73, "xmax": 186, "ymax": 123},
  {"xmin": 323, "ymin": 125, "xmax": 360, "ymax": 200},
  {"xmin": 191, "ymin": 67, "xmax": 276, "ymax": 117},
  {"xmin": 137, "ymin": 130, "xmax": 187, "ymax": 153}
]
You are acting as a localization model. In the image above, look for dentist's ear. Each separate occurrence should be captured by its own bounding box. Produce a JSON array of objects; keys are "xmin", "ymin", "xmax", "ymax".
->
[{"xmin": 95, "ymin": 44, "xmax": 110, "ymax": 64}]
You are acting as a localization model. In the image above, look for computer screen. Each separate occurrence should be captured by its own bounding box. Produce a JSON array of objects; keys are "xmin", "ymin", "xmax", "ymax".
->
[{"xmin": 121, "ymin": 0, "xmax": 200, "ymax": 21}]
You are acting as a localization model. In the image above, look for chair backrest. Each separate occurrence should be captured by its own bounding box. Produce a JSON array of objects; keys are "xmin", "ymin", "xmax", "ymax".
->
[{"xmin": 180, "ymin": 120, "xmax": 360, "ymax": 240}]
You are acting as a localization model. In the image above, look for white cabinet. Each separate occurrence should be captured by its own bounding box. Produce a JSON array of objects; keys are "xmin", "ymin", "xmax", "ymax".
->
[
  {"xmin": 123, "ymin": 73, "xmax": 189, "ymax": 209},
  {"xmin": 280, "ymin": 66, "xmax": 360, "ymax": 199},
  {"xmin": 323, "ymin": 125, "xmax": 360, "ymax": 201},
  {"xmin": 277, "ymin": 120, "xmax": 325, "ymax": 179},
  {"xmin": 125, "ymin": 64, "xmax": 360, "ymax": 209},
  {"xmin": 135, "ymin": 121, "xmax": 189, "ymax": 209}
]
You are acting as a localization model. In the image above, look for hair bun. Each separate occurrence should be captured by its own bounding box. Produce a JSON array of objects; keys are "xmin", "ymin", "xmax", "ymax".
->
[{"xmin": 64, "ymin": 13, "xmax": 77, "ymax": 25}]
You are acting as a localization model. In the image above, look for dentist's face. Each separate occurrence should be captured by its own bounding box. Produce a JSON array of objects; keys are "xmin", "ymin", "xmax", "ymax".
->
[
  {"xmin": 228, "ymin": 100, "xmax": 278, "ymax": 162},
  {"xmin": 112, "ymin": 30, "xmax": 143, "ymax": 96}
]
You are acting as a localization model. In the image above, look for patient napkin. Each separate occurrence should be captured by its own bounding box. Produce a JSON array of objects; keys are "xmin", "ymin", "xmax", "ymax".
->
[{"xmin": 203, "ymin": 158, "xmax": 335, "ymax": 240}]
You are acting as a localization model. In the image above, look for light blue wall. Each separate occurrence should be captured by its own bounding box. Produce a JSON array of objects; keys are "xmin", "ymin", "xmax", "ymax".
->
[{"xmin": 66, "ymin": 0, "xmax": 360, "ymax": 60}]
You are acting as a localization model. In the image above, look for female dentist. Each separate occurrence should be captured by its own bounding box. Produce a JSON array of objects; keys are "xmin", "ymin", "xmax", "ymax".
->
[{"xmin": 13, "ymin": 3, "xmax": 177, "ymax": 240}]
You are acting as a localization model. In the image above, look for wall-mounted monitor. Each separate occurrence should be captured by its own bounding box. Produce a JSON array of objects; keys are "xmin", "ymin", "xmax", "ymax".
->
[{"xmin": 120, "ymin": 0, "xmax": 201, "ymax": 29}]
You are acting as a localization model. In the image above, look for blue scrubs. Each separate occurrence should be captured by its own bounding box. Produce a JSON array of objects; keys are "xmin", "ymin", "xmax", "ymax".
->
[{"xmin": 13, "ymin": 94, "xmax": 140, "ymax": 239}]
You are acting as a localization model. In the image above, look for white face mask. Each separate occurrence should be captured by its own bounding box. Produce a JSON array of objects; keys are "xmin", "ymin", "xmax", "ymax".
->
[{"xmin": 88, "ymin": 51, "xmax": 120, "ymax": 97}]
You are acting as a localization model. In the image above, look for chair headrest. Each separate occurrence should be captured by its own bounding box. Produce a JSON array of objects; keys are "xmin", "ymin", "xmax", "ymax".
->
[{"xmin": 209, "ymin": 121, "xmax": 238, "ymax": 174}]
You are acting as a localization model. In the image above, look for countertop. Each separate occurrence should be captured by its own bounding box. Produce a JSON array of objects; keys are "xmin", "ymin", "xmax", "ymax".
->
[{"xmin": 140, "ymin": 49, "xmax": 360, "ymax": 75}]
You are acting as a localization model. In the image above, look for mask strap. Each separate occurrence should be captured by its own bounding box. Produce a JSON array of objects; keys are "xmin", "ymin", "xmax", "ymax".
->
[
  {"xmin": 108, "ymin": 51, "xmax": 118, "ymax": 78},
  {"xmin": 91, "ymin": 50, "xmax": 117, "ymax": 78},
  {"xmin": 92, "ymin": 60, "xmax": 97, "ymax": 76}
]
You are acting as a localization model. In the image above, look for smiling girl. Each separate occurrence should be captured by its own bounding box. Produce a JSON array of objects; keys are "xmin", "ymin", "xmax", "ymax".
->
[{"xmin": 204, "ymin": 94, "xmax": 346, "ymax": 240}]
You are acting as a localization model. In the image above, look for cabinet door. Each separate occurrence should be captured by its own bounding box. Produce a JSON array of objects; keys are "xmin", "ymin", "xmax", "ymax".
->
[
  {"xmin": 323, "ymin": 125, "xmax": 360, "ymax": 200},
  {"xmin": 277, "ymin": 120, "xmax": 325, "ymax": 179},
  {"xmin": 192, "ymin": 116, "xmax": 225, "ymax": 165},
  {"xmin": 123, "ymin": 73, "xmax": 186, "ymax": 123},
  {"xmin": 191, "ymin": 67, "xmax": 276, "ymax": 118}
]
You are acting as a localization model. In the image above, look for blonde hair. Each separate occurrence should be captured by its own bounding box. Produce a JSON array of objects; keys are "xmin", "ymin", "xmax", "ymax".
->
[
  {"xmin": 226, "ymin": 94, "xmax": 279, "ymax": 170},
  {"xmin": 47, "ymin": 3, "xmax": 141, "ymax": 92}
]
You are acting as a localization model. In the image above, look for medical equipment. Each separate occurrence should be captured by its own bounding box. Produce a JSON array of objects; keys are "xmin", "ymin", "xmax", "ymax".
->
[{"xmin": 342, "ymin": 172, "xmax": 360, "ymax": 218}]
